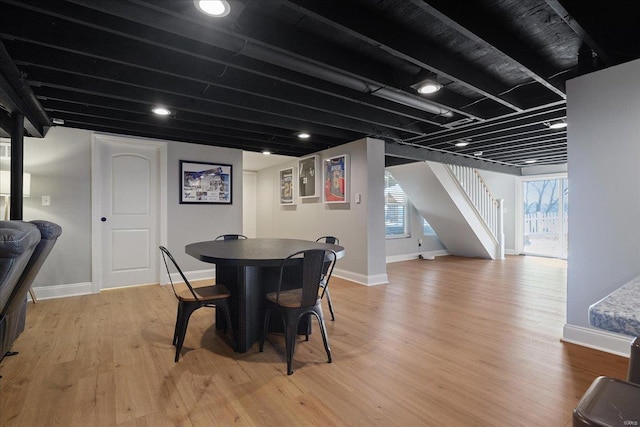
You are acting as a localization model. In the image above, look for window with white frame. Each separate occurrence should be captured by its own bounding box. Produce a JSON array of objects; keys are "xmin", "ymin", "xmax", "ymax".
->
[{"xmin": 384, "ymin": 170, "xmax": 409, "ymax": 237}]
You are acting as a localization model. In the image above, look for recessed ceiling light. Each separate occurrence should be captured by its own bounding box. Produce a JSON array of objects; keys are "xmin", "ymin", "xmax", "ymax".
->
[
  {"xmin": 194, "ymin": 0, "xmax": 231, "ymax": 17},
  {"xmin": 262, "ymin": 150, "xmax": 271, "ymax": 155},
  {"xmin": 297, "ymin": 132, "xmax": 311, "ymax": 139},
  {"xmin": 417, "ymin": 80, "xmax": 442, "ymax": 94},
  {"xmin": 524, "ymin": 159, "xmax": 537, "ymax": 164},
  {"xmin": 546, "ymin": 120, "xmax": 567, "ymax": 129},
  {"xmin": 52, "ymin": 118, "xmax": 65, "ymax": 125},
  {"xmin": 473, "ymin": 151, "xmax": 483, "ymax": 156},
  {"xmin": 454, "ymin": 141, "xmax": 470, "ymax": 147},
  {"xmin": 152, "ymin": 106, "xmax": 172, "ymax": 116}
]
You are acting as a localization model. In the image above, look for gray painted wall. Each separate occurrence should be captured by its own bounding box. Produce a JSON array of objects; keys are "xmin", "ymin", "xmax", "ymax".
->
[
  {"xmin": 384, "ymin": 163, "xmax": 517, "ymax": 258},
  {"xmin": 478, "ymin": 169, "xmax": 517, "ymax": 253},
  {"xmin": 10, "ymin": 124, "xmax": 517, "ymax": 290},
  {"xmin": 255, "ymin": 138, "xmax": 387, "ymax": 284},
  {"xmin": 165, "ymin": 140, "xmax": 243, "ymax": 272},
  {"xmin": 21, "ymin": 127, "xmax": 92, "ymax": 286},
  {"xmin": 566, "ymin": 59, "xmax": 640, "ymax": 330},
  {"xmin": 17, "ymin": 127, "xmax": 243, "ymax": 287},
  {"xmin": 384, "ymin": 197, "xmax": 447, "ymax": 258}
]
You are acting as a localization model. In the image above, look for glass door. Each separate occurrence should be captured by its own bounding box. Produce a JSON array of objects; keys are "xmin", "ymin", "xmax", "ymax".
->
[{"xmin": 522, "ymin": 178, "xmax": 568, "ymax": 258}]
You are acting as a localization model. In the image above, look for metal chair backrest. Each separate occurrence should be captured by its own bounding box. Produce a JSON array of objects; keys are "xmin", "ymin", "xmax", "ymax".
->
[
  {"xmin": 275, "ymin": 249, "xmax": 337, "ymax": 307},
  {"xmin": 316, "ymin": 236, "xmax": 339, "ymax": 245},
  {"xmin": 315, "ymin": 236, "xmax": 340, "ymax": 281},
  {"xmin": 159, "ymin": 246, "xmax": 201, "ymax": 302},
  {"xmin": 215, "ymin": 234, "xmax": 248, "ymax": 241}
]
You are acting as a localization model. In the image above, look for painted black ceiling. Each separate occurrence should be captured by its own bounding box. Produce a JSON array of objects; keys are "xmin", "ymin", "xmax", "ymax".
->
[{"xmin": 0, "ymin": 0, "xmax": 639, "ymax": 174}]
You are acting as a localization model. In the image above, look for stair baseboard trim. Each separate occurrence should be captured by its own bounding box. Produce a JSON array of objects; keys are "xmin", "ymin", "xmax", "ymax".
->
[
  {"xmin": 386, "ymin": 250, "xmax": 449, "ymax": 263},
  {"xmin": 562, "ymin": 324, "xmax": 632, "ymax": 357}
]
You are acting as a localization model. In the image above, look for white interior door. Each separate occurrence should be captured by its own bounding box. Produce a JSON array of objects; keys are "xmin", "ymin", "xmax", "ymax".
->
[{"xmin": 94, "ymin": 136, "xmax": 161, "ymax": 289}]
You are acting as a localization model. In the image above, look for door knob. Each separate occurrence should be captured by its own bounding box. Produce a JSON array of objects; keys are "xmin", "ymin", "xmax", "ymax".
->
[{"xmin": 101, "ymin": 217, "xmax": 107, "ymax": 222}]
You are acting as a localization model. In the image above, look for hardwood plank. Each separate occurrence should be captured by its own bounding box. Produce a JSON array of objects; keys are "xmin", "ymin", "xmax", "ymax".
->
[{"xmin": 0, "ymin": 256, "xmax": 629, "ymax": 426}]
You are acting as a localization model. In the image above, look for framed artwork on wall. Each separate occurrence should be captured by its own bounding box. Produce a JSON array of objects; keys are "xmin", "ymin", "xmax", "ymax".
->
[
  {"xmin": 180, "ymin": 160, "xmax": 232, "ymax": 204},
  {"xmin": 323, "ymin": 154, "xmax": 349, "ymax": 203},
  {"xmin": 279, "ymin": 167, "xmax": 295, "ymax": 205},
  {"xmin": 298, "ymin": 155, "xmax": 319, "ymax": 198}
]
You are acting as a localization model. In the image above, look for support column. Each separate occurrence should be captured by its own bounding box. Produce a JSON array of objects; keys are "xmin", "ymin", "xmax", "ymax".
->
[{"xmin": 10, "ymin": 112, "xmax": 24, "ymax": 220}]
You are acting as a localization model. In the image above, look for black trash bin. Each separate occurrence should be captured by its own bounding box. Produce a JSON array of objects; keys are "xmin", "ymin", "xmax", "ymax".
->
[{"xmin": 573, "ymin": 376, "xmax": 640, "ymax": 427}]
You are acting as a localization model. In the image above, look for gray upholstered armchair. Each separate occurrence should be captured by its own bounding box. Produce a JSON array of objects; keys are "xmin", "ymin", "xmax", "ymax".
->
[
  {"xmin": 0, "ymin": 221, "xmax": 40, "ymax": 360},
  {"xmin": 0, "ymin": 220, "xmax": 62, "ymax": 362}
]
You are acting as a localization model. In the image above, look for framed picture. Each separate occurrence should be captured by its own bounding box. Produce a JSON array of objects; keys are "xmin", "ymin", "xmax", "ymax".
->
[
  {"xmin": 323, "ymin": 154, "xmax": 349, "ymax": 203},
  {"xmin": 298, "ymin": 155, "xmax": 319, "ymax": 198},
  {"xmin": 279, "ymin": 167, "xmax": 295, "ymax": 205},
  {"xmin": 180, "ymin": 160, "xmax": 232, "ymax": 204}
]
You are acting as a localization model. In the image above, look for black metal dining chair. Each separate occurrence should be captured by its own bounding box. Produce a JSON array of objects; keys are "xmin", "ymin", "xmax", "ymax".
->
[
  {"xmin": 215, "ymin": 234, "xmax": 248, "ymax": 240},
  {"xmin": 159, "ymin": 246, "xmax": 236, "ymax": 361},
  {"xmin": 315, "ymin": 236, "xmax": 340, "ymax": 320},
  {"xmin": 259, "ymin": 248, "xmax": 337, "ymax": 375}
]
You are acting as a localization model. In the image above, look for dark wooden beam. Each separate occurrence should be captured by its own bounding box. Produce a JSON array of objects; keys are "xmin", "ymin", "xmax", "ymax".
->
[
  {"xmin": 280, "ymin": 0, "xmax": 526, "ymax": 113},
  {"xmin": 544, "ymin": 0, "xmax": 613, "ymax": 67},
  {"xmin": 9, "ymin": 44, "xmax": 435, "ymax": 137},
  {"xmin": 0, "ymin": 109, "xmax": 11, "ymax": 136},
  {"xmin": 23, "ymin": 66, "xmax": 384, "ymax": 140},
  {"xmin": 0, "ymin": 0, "xmax": 457, "ymax": 129},
  {"xmin": 35, "ymin": 87, "xmax": 346, "ymax": 146},
  {"xmin": 0, "ymin": 40, "xmax": 50, "ymax": 137},
  {"xmin": 410, "ymin": 0, "xmax": 567, "ymax": 99},
  {"xmin": 384, "ymin": 141, "xmax": 522, "ymax": 175},
  {"xmin": 407, "ymin": 102, "xmax": 566, "ymax": 146}
]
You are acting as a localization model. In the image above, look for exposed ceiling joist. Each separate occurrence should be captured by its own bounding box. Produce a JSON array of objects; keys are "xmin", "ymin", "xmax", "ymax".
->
[
  {"xmin": 0, "ymin": 41, "xmax": 49, "ymax": 137},
  {"xmin": 385, "ymin": 141, "xmax": 521, "ymax": 175},
  {"xmin": 1, "ymin": 0, "xmax": 637, "ymax": 170},
  {"xmin": 276, "ymin": 0, "xmax": 524, "ymax": 115},
  {"xmin": 409, "ymin": 0, "xmax": 567, "ymax": 99}
]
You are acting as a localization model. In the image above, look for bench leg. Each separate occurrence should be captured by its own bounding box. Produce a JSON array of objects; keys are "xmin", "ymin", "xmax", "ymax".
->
[{"xmin": 628, "ymin": 337, "xmax": 640, "ymax": 385}]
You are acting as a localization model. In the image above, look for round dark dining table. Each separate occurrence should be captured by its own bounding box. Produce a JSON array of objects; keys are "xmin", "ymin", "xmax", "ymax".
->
[{"xmin": 186, "ymin": 238, "xmax": 344, "ymax": 352}]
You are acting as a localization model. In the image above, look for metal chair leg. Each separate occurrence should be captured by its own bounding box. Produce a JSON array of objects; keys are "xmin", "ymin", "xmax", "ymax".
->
[
  {"xmin": 174, "ymin": 301, "xmax": 198, "ymax": 362},
  {"xmin": 284, "ymin": 310, "xmax": 301, "ymax": 375},
  {"xmin": 218, "ymin": 302, "xmax": 237, "ymax": 352},
  {"xmin": 324, "ymin": 287, "xmax": 335, "ymax": 321},
  {"xmin": 259, "ymin": 309, "xmax": 272, "ymax": 352},
  {"xmin": 313, "ymin": 306, "xmax": 332, "ymax": 363}
]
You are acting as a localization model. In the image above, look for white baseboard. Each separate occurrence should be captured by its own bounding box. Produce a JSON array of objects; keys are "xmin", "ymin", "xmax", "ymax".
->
[
  {"xmin": 31, "ymin": 266, "xmax": 383, "ymax": 300},
  {"xmin": 31, "ymin": 268, "xmax": 215, "ymax": 300},
  {"xmin": 562, "ymin": 324, "xmax": 633, "ymax": 357},
  {"xmin": 505, "ymin": 249, "xmax": 518, "ymax": 255},
  {"xmin": 386, "ymin": 250, "xmax": 449, "ymax": 263},
  {"xmin": 31, "ymin": 282, "xmax": 95, "ymax": 300},
  {"xmin": 333, "ymin": 268, "xmax": 388, "ymax": 286}
]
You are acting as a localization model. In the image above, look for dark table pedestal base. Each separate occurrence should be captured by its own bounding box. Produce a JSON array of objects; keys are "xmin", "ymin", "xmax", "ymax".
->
[{"xmin": 216, "ymin": 263, "xmax": 309, "ymax": 353}]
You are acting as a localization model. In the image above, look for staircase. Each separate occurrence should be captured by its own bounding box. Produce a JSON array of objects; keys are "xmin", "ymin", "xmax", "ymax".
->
[{"xmin": 387, "ymin": 161, "xmax": 504, "ymax": 259}]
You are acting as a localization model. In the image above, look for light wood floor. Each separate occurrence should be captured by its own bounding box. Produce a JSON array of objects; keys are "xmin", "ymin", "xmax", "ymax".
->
[{"xmin": 0, "ymin": 255, "xmax": 629, "ymax": 426}]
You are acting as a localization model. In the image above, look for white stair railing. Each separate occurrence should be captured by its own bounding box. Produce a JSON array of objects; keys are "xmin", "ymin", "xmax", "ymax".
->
[{"xmin": 447, "ymin": 164, "xmax": 505, "ymax": 259}]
